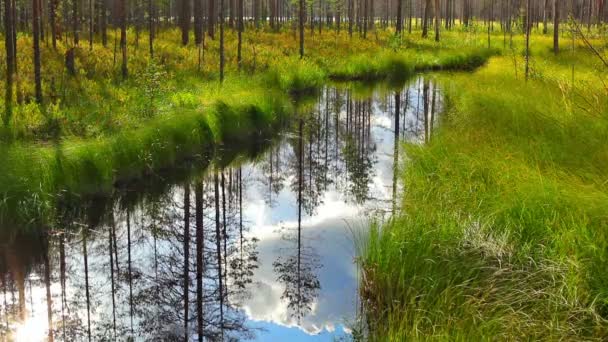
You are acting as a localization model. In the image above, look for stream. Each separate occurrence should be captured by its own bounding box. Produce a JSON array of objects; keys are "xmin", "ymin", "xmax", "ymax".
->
[{"xmin": 0, "ymin": 76, "xmax": 442, "ymax": 341}]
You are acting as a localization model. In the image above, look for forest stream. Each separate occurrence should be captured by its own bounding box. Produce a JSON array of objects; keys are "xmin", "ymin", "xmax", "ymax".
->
[{"xmin": 0, "ymin": 76, "xmax": 442, "ymax": 341}]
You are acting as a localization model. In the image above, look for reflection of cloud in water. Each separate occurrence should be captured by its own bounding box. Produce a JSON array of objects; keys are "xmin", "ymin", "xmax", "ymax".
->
[{"xmin": 241, "ymin": 192, "xmax": 361, "ymax": 335}]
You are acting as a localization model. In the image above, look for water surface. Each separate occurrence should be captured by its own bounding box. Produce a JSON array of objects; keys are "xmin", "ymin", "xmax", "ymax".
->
[{"xmin": 0, "ymin": 76, "xmax": 442, "ymax": 341}]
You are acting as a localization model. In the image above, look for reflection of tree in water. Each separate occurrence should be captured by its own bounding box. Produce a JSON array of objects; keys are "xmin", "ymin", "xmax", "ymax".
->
[
  {"xmin": 0, "ymin": 81, "xmax": 444, "ymax": 340},
  {"xmin": 274, "ymin": 118, "xmax": 322, "ymax": 322},
  {"xmin": 258, "ymin": 145, "xmax": 286, "ymax": 208},
  {"xmin": 342, "ymin": 97, "xmax": 377, "ymax": 204},
  {"xmin": 0, "ymin": 172, "xmax": 261, "ymax": 341}
]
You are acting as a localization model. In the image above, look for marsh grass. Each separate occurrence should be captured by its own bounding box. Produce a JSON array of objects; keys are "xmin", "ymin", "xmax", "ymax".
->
[
  {"xmin": 360, "ymin": 35, "xmax": 608, "ymax": 340},
  {"xmin": 0, "ymin": 27, "xmax": 501, "ymax": 227}
]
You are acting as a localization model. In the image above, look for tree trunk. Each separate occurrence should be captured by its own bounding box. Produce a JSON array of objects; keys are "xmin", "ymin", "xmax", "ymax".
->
[
  {"xmin": 525, "ymin": 0, "xmax": 531, "ymax": 79},
  {"xmin": 33, "ymin": 0, "xmax": 43, "ymax": 103},
  {"xmin": 180, "ymin": 0, "xmax": 190, "ymax": 44},
  {"xmin": 119, "ymin": 0, "xmax": 127, "ymax": 78},
  {"xmin": 89, "ymin": 0, "xmax": 93, "ymax": 49},
  {"xmin": 49, "ymin": 0, "xmax": 57, "ymax": 48},
  {"xmin": 237, "ymin": 0, "xmax": 243, "ymax": 69},
  {"xmin": 208, "ymin": 0, "xmax": 215, "ymax": 38},
  {"xmin": 4, "ymin": 0, "xmax": 14, "ymax": 125},
  {"xmin": 434, "ymin": 0, "xmax": 440, "ymax": 41},
  {"xmin": 299, "ymin": 0, "xmax": 304, "ymax": 57},
  {"xmin": 422, "ymin": 0, "xmax": 430, "ymax": 37},
  {"xmin": 101, "ymin": 0, "xmax": 108, "ymax": 46},
  {"xmin": 149, "ymin": 0, "xmax": 154, "ymax": 56},
  {"xmin": 553, "ymin": 0, "xmax": 559, "ymax": 53},
  {"xmin": 195, "ymin": 0, "xmax": 203, "ymax": 44},
  {"xmin": 396, "ymin": 0, "xmax": 403, "ymax": 34},
  {"xmin": 220, "ymin": 0, "xmax": 225, "ymax": 81},
  {"xmin": 73, "ymin": 0, "xmax": 79, "ymax": 45}
]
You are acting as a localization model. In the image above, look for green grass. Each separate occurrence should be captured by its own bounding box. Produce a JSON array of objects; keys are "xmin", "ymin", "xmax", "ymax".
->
[
  {"xmin": 0, "ymin": 27, "xmax": 500, "ymax": 227},
  {"xmin": 0, "ymin": 80, "xmax": 291, "ymax": 226},
  {"xmin": 360, "ymin": 36, "xmax": 608, "ymax": 340}
]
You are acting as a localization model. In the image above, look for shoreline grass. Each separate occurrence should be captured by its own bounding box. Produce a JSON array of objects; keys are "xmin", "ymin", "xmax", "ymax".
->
[
  {"xmin": 0, "ymin": 29, "xmax": 497, "ymax": 227},
  {"xmin": 360, "ymin": 38, "xmax": 608, "ymax": 340}
]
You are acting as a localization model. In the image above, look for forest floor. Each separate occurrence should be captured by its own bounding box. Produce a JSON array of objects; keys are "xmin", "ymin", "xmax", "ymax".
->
[{"xmin": 360, "ymin": 31, "xmax": 608, "ymax": 340}]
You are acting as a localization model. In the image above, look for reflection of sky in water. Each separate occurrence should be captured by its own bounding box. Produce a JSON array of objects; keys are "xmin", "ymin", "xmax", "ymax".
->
[
  {"xmin": 1, "ymin": 77, "xmax": 441, "ymax": 341},
  {"xmin": 241, "ymin": 77, "xmax": 442, "ymax": 340}
]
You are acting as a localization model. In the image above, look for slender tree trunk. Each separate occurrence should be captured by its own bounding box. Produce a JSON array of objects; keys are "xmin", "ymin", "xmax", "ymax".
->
[
  {"xmin": 101, "ymin": 0, "xmax": 108, "ymax": 46},
  {"xmin": 543, "ymin": 0, "xmax": 549, "ymax": 33},
  {"xmin": 181, "ymin": 0, "xmax": 190, "ymax": 44},
  {"xmin": 33, "ymin": 0, "xmax": 43, "ymax": 103},
  {"xmin": 422, "ymin": 0, "xmax": 430, "ymax": 37},
  {"xmin": 299, "ymin": 0, "xmax": 304, "ymax": 57},
  {"xmin": 553, "ymin": 0, "xmax": 559, "ymax": 53},
  {"xmin": 4, "ymin": 0, "xmax": 14, "ymax": 125},
  {"xmin": 89, "ymin": 0, "xmax": 93, "ymax": 49},
  {"xmin": 348, "ymin": 0, "xmax": 353, "ymax": 37},
  {"xmin": 525, "ymin": 0, "xmax": 531, "ymax": 79},
  {"xmin": 73, "ymin": 0, "xmax": 79, "ymax": 45},
  {"xmin": 209, "ymin": 0, "xmax": 215, "ymax": 38},
  {"xmin": 49, "ymin": 0, "xmax": 57, "ymax": 48},
  {"xmin": 195, "ymin": 0, "xmax": 203, "ymax": 43},
  {"xmin": 237, "ymin": 0, "xmax": 243, "ymax": 69},
  {"xmin": 119, "ymin": 0, "xmax": 127, "ymax": 78},
  {"xmin": 219, "ymin": 0, "xmax": 225, "ymax": 81},
  {"xmin": 434, "ymin": 0, "xmax": 440, "ymax": 41},
  {"xmin": 396, "ymin": 0, "xmax": 403, "ymax": 34},
  {"xmin": 149, "ymin": 0, "xmax": 154, "ymax": 56}
]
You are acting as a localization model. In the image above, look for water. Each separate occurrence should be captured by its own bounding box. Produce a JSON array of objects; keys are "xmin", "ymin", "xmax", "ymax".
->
[{"xmin": 0, "ymin": 77, "xmax": 441, "ymax": 341}]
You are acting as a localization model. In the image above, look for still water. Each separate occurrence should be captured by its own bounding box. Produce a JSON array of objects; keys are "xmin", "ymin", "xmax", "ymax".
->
[{"xmin": 0, "ymin": 77, "xmax": 441, "ymax": 341}]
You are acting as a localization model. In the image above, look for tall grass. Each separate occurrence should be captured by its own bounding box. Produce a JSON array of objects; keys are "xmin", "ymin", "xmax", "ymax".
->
[
  {"xmin": 361, "ymin": 38, "xmax": 608, "ymax": 340},
  {"xmin": 0, "ymin": 28, "xmax": 500, "ymax": 227}
]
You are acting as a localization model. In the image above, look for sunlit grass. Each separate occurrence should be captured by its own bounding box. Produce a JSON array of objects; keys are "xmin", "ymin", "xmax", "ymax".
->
[{"xmin": 360, "ymin": 32, "xmax": 608, "ymax": 340}]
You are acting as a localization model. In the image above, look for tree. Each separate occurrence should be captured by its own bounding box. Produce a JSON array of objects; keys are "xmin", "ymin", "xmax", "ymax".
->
[
  {"xmin": 422, "ymin": 0, "xmax": 431, "ymax": 37},
  {"xmin": 33, "ymin": 0, "xmax": 43, "ymax": 103},
  {"xmin": 149, "ymin": 0, "xmax": 155, "ymax": 56},
  {"xmin": 219, "ymin": 0, "xmax": 225, "ymax": 81},
  {"xmin": 525, "ymin": 0, "xmax": 531, "ymax": 79},
  {"xmin": 4, "ymin": 0, "xmax": 14, "ymax": 124},
  {"xmin": 434, "ymin": 0, "xmax": 440, "ymax": 41},
  {"xmin": 209, "ymin": 0, "xmax": 215, "ymax": 38},
  {"xmin": 50, "ymin": 0, "xmax": 58, "ymax": 48},
  {"xmin": 237, "ymin": 0, "xmax": 243, "ymax": 69},
  {"xmin": 396, "ymin": 0, "xmax": 403, "ymax": 34},
  {"xmin": 180, "ymin": 0, "xmax": 190, "ymax": 45},
  {"xmin": 299, "ymin": 0, "xmax": 305, "ymax": 57},
  {"xmin": 553, "ymin": 0, "xmax": 559, "ymax": 53},
  {"xmin": 118, "ymin": 0, "xmax": 128, "ymax": 78},
  {"xmin": 73, "ymin": 0, "xmax": 79, "ymax": 45},
  {"xmin": 194, "ymin": 0, "xmax": 203, "ymax": 44}
]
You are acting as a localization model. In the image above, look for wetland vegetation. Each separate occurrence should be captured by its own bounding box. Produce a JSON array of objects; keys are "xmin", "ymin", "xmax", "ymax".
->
[{"xmin": 1, "ymin": 0, "xmax": 607, "ymax": 339}]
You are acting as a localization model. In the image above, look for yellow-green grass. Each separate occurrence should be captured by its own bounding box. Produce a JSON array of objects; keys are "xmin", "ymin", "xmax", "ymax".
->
[
  {"xmin": 360, "ymin": 35, "xmax": 608, "ymax": 340},
  {"xmin": 0, "ymin": 27, "xmax": 501, "ymax": 227}
]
